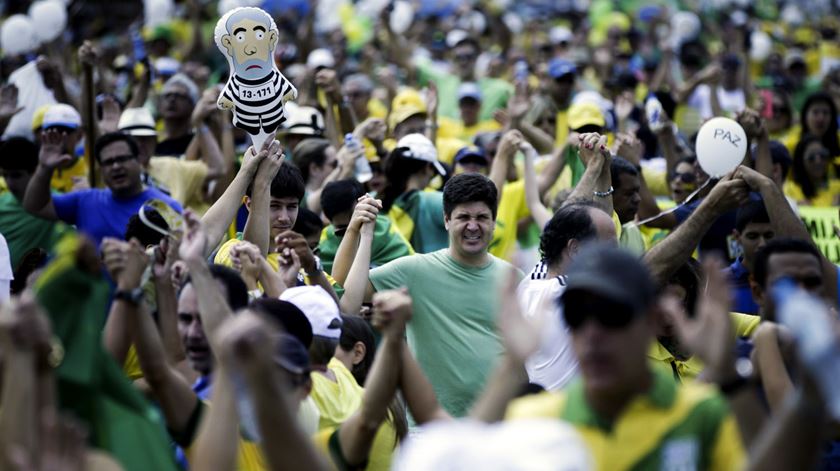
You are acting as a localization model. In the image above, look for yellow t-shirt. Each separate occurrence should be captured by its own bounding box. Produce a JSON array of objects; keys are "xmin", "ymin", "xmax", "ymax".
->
[
  {"xmin": 313, "ymin": 420, "xmax": 398, "ymax": 471},
  {"xmin": 51, "ymin": 158, "xmax": 89, "ymax": 193},
  {"xmin": 183, "ymin": 402, "xmax": 268, "ymax": 471},
  {"xmin": 437, "ymin": 117, "xmax": 502, "ymax": 142},
  {"xmin": 783, "ymin": 178, "xmax": 840, "ymax": 207},
  {"xmin": 489, "ymin": 180, "xmax": 530, "ymax": 261},
  {"xmin": 148, "ymin": 156, "xmax": 209, "ymax": 215},
  {"xmin": 123, "ymin": 345, "xmax": 143, "ymax": 381}
]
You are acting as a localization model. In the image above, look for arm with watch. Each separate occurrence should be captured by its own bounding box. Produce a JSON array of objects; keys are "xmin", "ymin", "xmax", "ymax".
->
[
  {"xmin": 275, "ymin": 230, "xmax": 339, "ymax": 304},
  {"xmin": 102, "ymin": 237, "xmax": 148, "ymax": 365},
  {"xmin": 563, "ymin": 132, "xmax": 613, "ymax": 216}
]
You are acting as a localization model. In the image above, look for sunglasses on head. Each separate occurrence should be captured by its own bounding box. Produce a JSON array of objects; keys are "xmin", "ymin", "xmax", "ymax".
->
[{"xmin": 562, "ymin": 293, "xmax": 638, "ymax": 331}]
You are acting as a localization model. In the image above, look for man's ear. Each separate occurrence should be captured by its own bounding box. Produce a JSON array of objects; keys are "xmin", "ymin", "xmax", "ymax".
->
[
  {"xmin": 444, "ymin": 213, "xmax": 450, "ymax": 230},
  {"xmin": 566, "ymin": 239, "xmax": 580, "ymax": 258},
  {"xmin": 352, "ymin": 341, "xmax": 367, "ymax": 366},
  {"xmin": 222, "ymin": 35, "xmax": 234, "ymax": 55},
  {"xmin": 269, "ymin": 31, "xmax": 278, "ymax": 51}
]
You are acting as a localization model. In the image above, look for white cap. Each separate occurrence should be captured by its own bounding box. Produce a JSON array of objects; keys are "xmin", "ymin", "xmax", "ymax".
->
[
  {"xmin": 42, "ymin": 103, "xmax": 81, "ymax": 129},
  {"xmin": 118, "ymin": 108, "xmax": 157, "ymax": 137},
  {"xmin": 306, "ymin": 48, "xmax": 335, "ymax": 70},
  {"xmin": 397, "ymin": 133, "xmax": 446, "ymax": 176},
  {"xmin": 549, "ymin": 26, "xmax": 573, "ymax": 45},
  {"xmin": 446, "ymin": 29, "xmax": 469, "ymax": 48},
  {"xmin": 279, "ymin": 286, "xmax": 342, "ymax": 339},
  {"xmin": 280, "ymin": 103, "xmax": 325, "ymax": 136},
  {"xmin": 154, "ymin": 56, "xmax": 181, "ymax": 76},
  {"xmin": 457, "ymin": 82, "xmax": 482, "ymax": 102}
]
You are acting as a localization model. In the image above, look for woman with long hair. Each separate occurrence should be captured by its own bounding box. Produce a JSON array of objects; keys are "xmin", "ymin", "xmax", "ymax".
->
[
  {"xmin": 785, "ymin": 133, "xmax": 840, "ymax": 206},
  {"xmin": 792, "ymin": 92, "xmax": 840, "ymax": 158},
  {"xmin": 380, "ymin": 138, "xmax": 449, "ymax": 253}
]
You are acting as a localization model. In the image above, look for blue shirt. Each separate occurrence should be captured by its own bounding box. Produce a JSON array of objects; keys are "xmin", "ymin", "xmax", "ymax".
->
[
  {"xmin": 724, "ymin": 258, "xmax": 759, "ymax": 315},
  {"xmin": 53, "ymin": 187, "xmax": 181, "ymax": 248}
]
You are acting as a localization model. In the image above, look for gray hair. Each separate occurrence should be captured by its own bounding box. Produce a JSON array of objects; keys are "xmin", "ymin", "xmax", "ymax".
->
[
  {"xmin": 342, "ymin": 73, "xmax": 374, "ymax": 94},
  {"xmin": 214, "ymin": 6, "xmax": 278, "ymax": 55},
  {"xmin": 162, "ymin": 73, "xmax": 200, "ymax": 104}
]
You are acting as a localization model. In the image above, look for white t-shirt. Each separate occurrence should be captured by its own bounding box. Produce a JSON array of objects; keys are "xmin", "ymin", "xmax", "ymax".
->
[
  {"xmin": 687, "ymin": 84, "xmax": 746, "ymax": 119},
  {"xmin": 517, "ymin": 263, "xmax": 578, "ymax": 391},
  {"xmin": 0, "ymin": 234, "xmax": 13, "ymax": 302}
]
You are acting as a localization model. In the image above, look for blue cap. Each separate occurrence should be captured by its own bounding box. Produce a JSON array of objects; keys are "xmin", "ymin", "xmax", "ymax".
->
[
  {"xmin": 454, "ymin": 146, "xmax": 489, "ymax": 165},
  {"xmin": 548, "ymin": 58, "xmax": 577, "ymax": 79}
]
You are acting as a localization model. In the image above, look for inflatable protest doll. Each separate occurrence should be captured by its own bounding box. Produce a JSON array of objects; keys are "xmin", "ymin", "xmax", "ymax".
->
[{"xmin": 214, "ymin": 7, "xmax": 297, "ymax": 150}]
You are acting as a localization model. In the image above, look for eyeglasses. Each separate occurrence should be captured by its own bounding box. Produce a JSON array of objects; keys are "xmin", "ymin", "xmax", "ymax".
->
[
  {"xmin": 805, "ymin": 150, "xmax": 831, "ymax": 163},
  {"xmin": 562, "ymin": 294, "xmax": 638, "ymax": 331},
  {"xmin": 100, "ymin": 154, "xmax": 137, "ymax": 168}
]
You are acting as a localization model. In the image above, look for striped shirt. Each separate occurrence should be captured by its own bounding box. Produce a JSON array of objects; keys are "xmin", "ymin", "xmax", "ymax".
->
[{"xmin": 220, "ymin": 69, "xmax": 297, "ymax": 134}]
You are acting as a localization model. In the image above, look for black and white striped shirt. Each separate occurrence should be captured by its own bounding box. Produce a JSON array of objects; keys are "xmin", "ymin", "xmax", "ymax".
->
[{"xmin": 220, "ymin": 69, "xmax": 296, "ymax": 134}]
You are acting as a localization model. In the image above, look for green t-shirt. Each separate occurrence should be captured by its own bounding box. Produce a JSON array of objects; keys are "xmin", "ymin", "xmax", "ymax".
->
[
  {"xmin": 416, "ymin": 62, "xmax": 513, "ymax": 122},
  {"xmin": 318, "ymin": 216, "xmax": 414, "ymax": 275},
  {"xmin": 370, "ymin": 249, "xmax": 521, "ymax": 417},
  {"xmin": 389, "ymin": 190, "xmax": 449, "ymax": 254},
  {"xmin": 0, "ymin": 192, "xmax": 66, "ymax": 271}
]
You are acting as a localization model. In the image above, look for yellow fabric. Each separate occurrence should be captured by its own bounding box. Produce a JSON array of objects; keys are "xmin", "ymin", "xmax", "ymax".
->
[
  {"xmin": 122, "ymin": 344, "xmax": 143, "ymax": 381},
  {"xmin": 437, "ymin": 117, "xmax": 501, "ymax": 142},
  {"xmin": 489, "ymin": 180, "xmax": 530, "ymax": 261},
  {"xmin": 311, "ymin": 358, "xmax": 364, "ymax": 430},
  {"xmin": 51, "ymin": 158, "xmax": 89, "ymax": 193},
  {"xmin": 148, "ymin": 156, "xmax": 209, "ymax": 214},
  {"xmin": 554, "ymin": 109, "xmax": 570, "ymax": 147},
  {"xmin": 783, "ymin": 178, "xmax": 840, "ymax": 207},
  {"xmin": 642, "ymin": 167, "xmax": 669, "ymax": 198},
  {"xmin": 183, "ymin": 402, "xmax": 268, "ymax": 471},
  {"xmin": 380, "ymin": 136, "xmax": 466, "ymax": 167},
  {"xmin": 214, "ymin": 239, "xmax": 340, "ymax": 289},
  {"xmin": 312, "ymin": 422, "xmax": 398, "ymax": 471}
]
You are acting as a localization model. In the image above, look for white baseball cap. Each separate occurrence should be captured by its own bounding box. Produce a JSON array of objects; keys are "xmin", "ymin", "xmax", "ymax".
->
[
  {"xmin": 279, "ymin": 286, "xmax": 342, "ymax": 340},
  {"xmin": 42, "ymin": 104, "xmax": 81, "ymax": 130},
  {"xmin": 397, "ymin": 133, "xmax": 446, "ymax": 176},
  {"xmin": 306, "ymin": 48, "xmax": 335, "ymax": 70},
  {"xmin": 280, "ymin": 103, "xmax": 325, "ymax": 136},
  {"xmin": 118, "ymin": 108, "xmax": 157, "ymax": 137}
]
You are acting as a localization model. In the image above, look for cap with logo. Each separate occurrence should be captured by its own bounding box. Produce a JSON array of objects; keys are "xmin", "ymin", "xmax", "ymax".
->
[
  {"xmin": 279, "ymin": 286, "xmax": 342, "ymax": 339},
  {"xmin": 42, "ymin": 104, "xmax": 81, "ymax": 130},
  {"xmin": 397, "ymin": 133, "xmax": 446, "ymax": 176},
  {"xmin": 118, "ymin": 108, "xmax": 157, "ymax": 137}
]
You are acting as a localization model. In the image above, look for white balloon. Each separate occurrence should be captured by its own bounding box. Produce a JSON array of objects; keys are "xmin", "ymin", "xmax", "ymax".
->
[
  {"xmin": 28, "ymin": 0, "xmax": 67, "ymax": 43},
  {"xmin": 315, "ymin": 0, "xmax": 345, "ymax": 34},
  {"xmin": 390, "ymin": 1, "xmax": 414, "ymax": 35},
  {"xmin": 750, "ymin": 30, "xmax": 772, "ymax": 62},
  {"xmin": 218, "ymin": 0, "xmax": 241, "ymax": 15},
  {"xmin": 671, "ymin": 12, "xmax": 700, "ymax": 40},
  {"xmin": 1, "ymin": 14, "xmax": 38, "ymax": 56},
  {"xmin": 781, "ymin": 5, "xmax": 804, "ymax": 26},
  {"xmin": 145, "ymin": 0, "xmax": 175, "ymax": 27},
  {"xmin": 696, "ymin": 117, "xmax": 747, "ymax": 177}
]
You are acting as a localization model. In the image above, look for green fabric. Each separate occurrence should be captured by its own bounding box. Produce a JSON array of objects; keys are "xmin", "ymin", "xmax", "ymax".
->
[
  {"xmin": 394, "ymin": 190, "xmax": 449, "ymax": 254},
  {"xmin": 370, "ymin": 249, "xmax": 519, "ymax": 417},
  {"xmin": 416, "ymin": 62, "xmax": 513, "ymax": 121},
  {"xmin": 566, "ymin": 147, "xmax": 585, "ymax": 188},
  {"xmin": 0, "ymin": 192, "xmax": 67, "ymax": 271},
  {"xmin": 319, "ymin": 216, "xmax": 414, "ymax": 275},
  {"xmin": 35, "ymin": 236, "xmax": 178, "ymax": 471}
]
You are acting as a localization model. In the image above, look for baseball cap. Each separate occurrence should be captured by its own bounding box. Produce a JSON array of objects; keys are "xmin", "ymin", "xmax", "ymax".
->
[
  {"xmin": 785, "ymin": 50, "xmax": 806, "ymax": 69},
  {"xmin": 31, "ymin": 104, "xmax": 52, "ymax": 131},
  {"xmin": 279, "ymin": 286, "xmax": 342, "ymax": 340},
  {"xmin": 454, "ymin": 146, "xmax": 489, "ymax": 166},
  {"xmin": 446, "ymin": 29, "xmax": 469, "ymax": 48},
  {"xmin": 549, "ymin": 26, "xmax": 573, "ymax": 45},
  {"xmin": 457, "ymin": 82, "xmax": 482, "ymax": 102},
  {"xmin": 389, "ymin": 89, "xmax": 428, "ymax": 130},
  {"xmin": 274, "ymin": 333, "xmax": 311, "ymax": 375},
  {"xmin": 307, "ymin": 48, "xmax": 335, "ymax": 70},
  {"xmin": 249, "ymin": 297, "xmax": 313, "ymax": 348},
  {"xmin": 548, "ymin": 58, "xmax": 577, "ymax": 79},
  {"xmin": 42, "ymin": 104, "xmax": 81, "ymax": 130},
  {"xmin": 567, "ymin": 102, "xmax": 605, "ymax": 130},
  {"xmin": 154, "ymin": 57, "xmax": 180, "ymax": 77},
  {"xmin": 397, "ymin": 133, "xmax": 446, "ymax": 176},
  {"xmin": 118, "ymin": 108, "xmax": 157, "ymax": 137},
  {"xmin": 280, "ymin": 103, "xmax": 325, "ymax": 136},
  {"xmin": 560, "ymin": 243, "xmax": 657, "ymax": 314}
]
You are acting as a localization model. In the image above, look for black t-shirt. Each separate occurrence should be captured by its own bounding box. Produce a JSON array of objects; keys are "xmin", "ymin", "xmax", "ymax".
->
[{"xmin": 155, "ymin": 133, "xmax": 194, "ymax": 157}]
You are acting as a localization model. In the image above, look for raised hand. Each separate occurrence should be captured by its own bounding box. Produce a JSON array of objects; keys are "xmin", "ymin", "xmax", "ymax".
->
[
  {"xmin": 736, "ymin": 108, "xmax": 767, "ymax": 140},
  {"xmin": 152, "ymin": 235, "xmax": 180, "ymax": 280},
  {"xmin": 425, "ymin": 81, "xmax": 439, "ymax": 119},
  {"xmin": 355, "ymin": 118, "xmax": 387, "ymax": 143},
  {"xmin": 240, "ymin": 131, "xmax": 276, "ymax": 175},
  {"xmin": 38, "ymin": 129, "xmax": 74, "ymax": 170},
  {"xmin": 0, "ymin": 84, "xmax": 23, "ymax": 125},
  {"xmin": 77, "ymin": 40, "xmax": 98, "ymax": 67},
  {"xmin": 348, "ymin": 195, "xmax": 382, "ymax": 234},
  {"xmin": 496, "ymin": 129, "xmax": 524, "ymax": 161},
  {"xmin": 230, "ymin": 241, "xmax": 264, "ymax": 283},
  {"xmin": 274, "ymin": 231, "xmax": 317, "ymax": 274},
  {"xmin": 179, "ymin": 209, "xmax": 209, "ymax": 264},
  {"xmin": 101, "ymin": 238, "xmax": 149, "ymax": 290},
  {"xmin": 371, "ymin": 287, "xmax": 413, "ymax": 339},
  {"xmin": 614, "ymin": 133, "xmax": 643, "ymax": 167},
  {"xmin": 98, "ymin": 95, "xmax": 122, "ymax": 134},
  {"xmin": 254, "ymin": 139, "xmax": 284, "ymax": 183},
  {"xmin": 277, "ymin": 246, "xmax": 302, "ymax": 288},
  {"xmin": 0, "ymin": 294, "xmax": 53, "ymax": 369},
  {"xmin": 706, "ymin": 172, "xmax": 751, "ymax": 213},
  {"xmin": 507, "ymin": 79, "xmax": 530, "ymax": 122},
  {"xmin": 577, "ymin": 132, "xmax": 609, "ymax": 168},
  {"xmin": 191, "ymin": 87, "xmax": 222, "ymax": 128},
  {"xmin": 315, "ymin": 69, "xmax": 342, "ymax": 101}
]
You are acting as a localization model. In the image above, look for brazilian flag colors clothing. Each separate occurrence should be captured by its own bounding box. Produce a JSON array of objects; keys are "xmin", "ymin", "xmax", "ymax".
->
[
  {"xmin": 318, "ymin": 216, "xmax": 414, "ymax": 275},
  {"xmin": 506, "ymin": 368, "xmax": 745, "ymax": 471},
  {"xmin": 387, "ymin": 190, "xmax": 449, "ymax": 254}
]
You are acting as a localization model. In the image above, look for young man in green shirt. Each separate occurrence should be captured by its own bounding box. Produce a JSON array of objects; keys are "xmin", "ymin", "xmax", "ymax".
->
[{"xmin": 343, "ymin": 173, "xmax": 522, "ymax": 417}]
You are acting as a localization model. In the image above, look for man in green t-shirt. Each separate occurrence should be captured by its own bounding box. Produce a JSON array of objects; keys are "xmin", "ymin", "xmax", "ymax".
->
[
  {"xmin": 0, "ymin": 137, "xmax": 65, "ymax": 273},
  {"xmin": 344, "ymin": 173, "xmax": 522, "ymax": 417}
]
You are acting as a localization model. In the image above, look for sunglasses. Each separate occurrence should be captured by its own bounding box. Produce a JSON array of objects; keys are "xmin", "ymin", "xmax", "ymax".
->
[
  {"xmin": 562, "ymin": 293, "xmax": 638, "ymax": 331},
  {"xmin": 672, "ymin": 172, "xmax": 696, "ymax": 183},
  {"xmin": 805, "ymin": 151, "xmax": 831, "ymax": 163},
  {"xmin": 100, "ymin": 154, "xmax": 137, "ymax": 168}
]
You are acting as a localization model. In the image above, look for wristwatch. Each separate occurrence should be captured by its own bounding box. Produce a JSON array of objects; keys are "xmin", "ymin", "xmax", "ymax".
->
[
  {"xmin": 305, "ymin": 256, "xmax": 324, "ymax": 277},
  {"xmin": 114, "ymin": 287, "xmax": 144, "ymax": 306},
  {"xmin": 718, "ymin": 358, "xmax": 755, "ymax": 396}
]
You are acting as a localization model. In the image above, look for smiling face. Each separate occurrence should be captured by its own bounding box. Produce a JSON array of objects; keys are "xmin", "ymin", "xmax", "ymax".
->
[
  {"xmin": 222, "ymin": 16, "xmax": 278, "ymax": 80},
  {"xmin": 445, "ymin": 201, "xmax": 495, "ymax": 259}
]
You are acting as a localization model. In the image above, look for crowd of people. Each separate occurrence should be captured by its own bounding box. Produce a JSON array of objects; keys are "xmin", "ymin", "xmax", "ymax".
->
[{"xmin": 2, "ymin": 0, "xmax": 840, "ymax": 469}]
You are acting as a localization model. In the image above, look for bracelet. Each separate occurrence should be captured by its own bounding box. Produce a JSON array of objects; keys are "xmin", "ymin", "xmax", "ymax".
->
[{"xmin": 593, "ymin": 186, "xmax": 614, "ymax": 198}]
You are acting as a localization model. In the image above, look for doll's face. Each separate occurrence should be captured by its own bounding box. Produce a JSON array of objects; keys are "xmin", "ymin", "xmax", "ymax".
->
[{"xmin": 222, "ymin": 17, "xmax": 277, "ymax": 80}]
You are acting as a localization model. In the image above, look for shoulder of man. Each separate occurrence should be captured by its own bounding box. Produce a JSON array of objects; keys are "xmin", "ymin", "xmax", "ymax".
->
[{"xmin": 505, "ymin": 390, "xmax": 567, "ymax": 421}]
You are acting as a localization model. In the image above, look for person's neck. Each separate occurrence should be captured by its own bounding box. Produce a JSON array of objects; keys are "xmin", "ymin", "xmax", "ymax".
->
[
  {"xmin": 585, "ymin": 369, "xmax": 653, "ymax": 425},
  {"xmin": 546, "ymin": 259, "xmax": 567, "ymax": 278},
  {"xmin": 163, "ymin": 118, "xmax": 191, "ymax": 140},
  {"xmin": 464, "ymin": 118, "xmax": 478, "ymax": 127},
  {"xmin": 449, "ymin": 247, "xmax": 489, "ymax": 268},
  {"xmin": 406, "ymin": 174, "xmax": 429, "ymax": 192},
  {"xmin": 311, "ymin": 363, "xmax": 337, "ymax": 382},
  {"xmin": 111, "ymin": 183, "xmax": 145, "ymax": 199}
]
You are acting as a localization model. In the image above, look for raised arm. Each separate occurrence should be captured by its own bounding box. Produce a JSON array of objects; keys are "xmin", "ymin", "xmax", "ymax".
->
[
  {"xmin": 276, "ymin": 230, "xmax": 340, "ymax": 303},
  {"xmin": 187, "ymin": 89, "xmax": 227, "ymax": 181},
  {"xmin": 200, "ymin": 137, "xmax": 273, "ymax": 256},
  {"xmin": 644, "ymin": 174, "xmax": 750, "ymax": 284},
  {"xmin": 616, "ymin": 133, "xmax": 660, "ymax": 225},
  {"xmin": 241, "ymin": 141, "xmax": 284, "ymax": 256},
  {"xmin": 152, "ymin": 237, "xmax": 189, "ymax": 370},
  {"xmin": 489, "ymin": 131, "xmax": 522, "ymax": 194},
  {"xmin": 339, "ymin": 210, "xmax": 376, "ymax": 316},
  {"xmin": 0, "ymin": 84, "xmax": 23, "ymax": 137},
  {"xmin": 506, "ymin": 80, "xmax": 555, "ymax": 154},
  {"xmin": 191, "ymin": 347, "xmax": 238, "ymax": 471},
  {"xmin": 101, "ymin": 238, "xmax": 143, "ymax": 365},
  {"xmin": 22, "ymin": 130, "xmax": 73, "ymax": 220},
  {"xmin": 337, "ymin": 288, "xmax": 409, "ymax": 466},
  {"xmin": 331, "ymin": 196, "xmax": 381, "ymax": 286},
  {"xmin": 520, "ymin": 141, "xmax": 552, "ymax": 229},
  {"xmin": 564, "ymin": 133, "xmax": 613, "ymax": 216}
]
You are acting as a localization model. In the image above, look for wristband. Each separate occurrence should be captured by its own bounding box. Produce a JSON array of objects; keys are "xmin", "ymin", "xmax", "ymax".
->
[{"xmin": 593, "ymin": 186, "xmax": 614, "ymax": 198}]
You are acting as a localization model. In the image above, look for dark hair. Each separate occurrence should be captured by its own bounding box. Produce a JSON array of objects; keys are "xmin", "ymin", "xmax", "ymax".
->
[
  {"xmin": 291, "ymin": 138, "xmax": 331, "ymax": 183},
  {"xmin": 653, "ymin": 91, "xmax": 677, "ymax": 121},
  {"xmin": 752, "ymin": 238, "xmax": 822, "ymax": 288},
  {"xmin": 735, "ymin": 199, "xmax": 770, "ymax": 232},
  {"xmin": 338, "ymin": 315, "xmax": 376, "ymax": 385},
  {"xmin": 667, "ymin": 259, "xmax": 701, "ymax": 318},
  {"xmin": 381, "ymin": 147, "xmax": 433, "ymax": 212},
  {"xmin": 0, "ymin": 137, "xmax": 38, "ymax": 172},
  {"xmin": 442, "ymin": 173, "xmax": 498, "ymax": 219},
  {"xmin": 679, "ymin": 40, "xmax": 708, "ymax": 69},
  {"xmin": 610, "ymin": 157, "xmax": 639, "ymax": 190},
  {"xmin": 453, "ymin": 37, "xmax": 479, "ymax": 52},
  {"xmin": 94, "ymin": 132, "xmax": 139, "ymax": 162},
  {"xmin": 270, "ymin": 162, "xmax": 306, "ymax": 202},
  {"xmin": 182, "ymin": 264, "xmax": 249, "ymax": 311},
  {"xmin": 124, "ymin": 210, "xmax": 167, "ymax": 248},
  {"xmin": 249, "ymin": 298, "xmax": 313, "ymax": 348},
  {"xmin": 292, "ymin": 207, "xmax": 324, "ymax": 241},
  {"xmin": 753, "ymin": 140, "xmax": 792, "ymax": 179},
  {"xmin": 309, "ymin": 336, "xmax": 339, "ymax": 366},
  {"xmin": 799, "ymin": 92, "xmax": 840, "ymax": 157},
  {"xmin": 791, "ymin": 134, "xmax": 827, "ymax": 199},
  {"xmin": 322, "ymin": 179, "xmax": 365, "ymax": 221},
  {"xmin": 539, "ymin": 202, "xmax": 599, "ymax": 267}
]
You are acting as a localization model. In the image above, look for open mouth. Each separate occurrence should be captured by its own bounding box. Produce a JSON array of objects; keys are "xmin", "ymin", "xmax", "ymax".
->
[
  {"xmin": 463, "ymin": 234, "xmax": 482, "ymax": 242},
  {"xmin": 246, "ymin": 64, "xmax": 262, "ymax": 70}
]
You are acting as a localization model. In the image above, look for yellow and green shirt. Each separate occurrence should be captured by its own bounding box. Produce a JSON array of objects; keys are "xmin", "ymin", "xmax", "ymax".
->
[{"xmin": 506, "ymin": 368, "xmax": 745, "ymax": 471}]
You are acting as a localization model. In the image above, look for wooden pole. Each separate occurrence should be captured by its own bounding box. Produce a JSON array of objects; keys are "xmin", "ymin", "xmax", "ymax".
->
[{"xmin": 82, "ymin": 61, "xmax": 96, "ymax": 188}]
